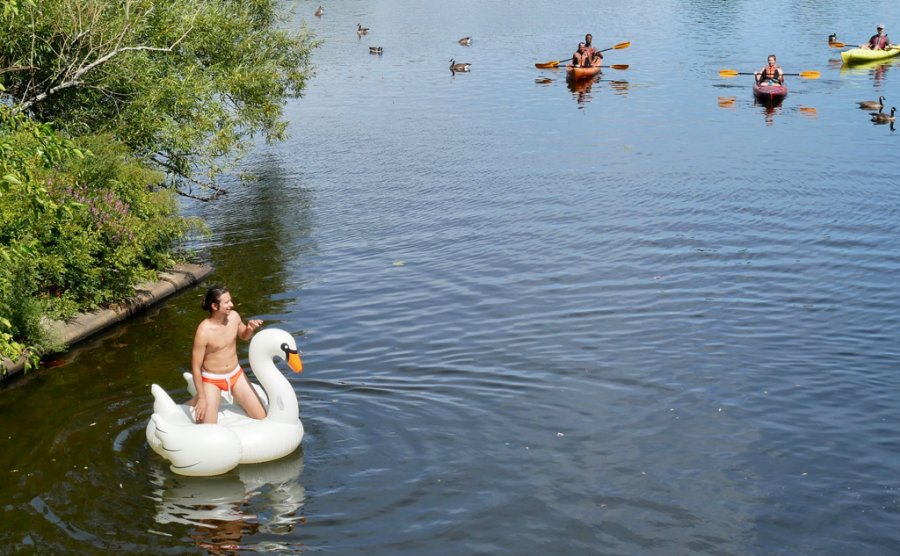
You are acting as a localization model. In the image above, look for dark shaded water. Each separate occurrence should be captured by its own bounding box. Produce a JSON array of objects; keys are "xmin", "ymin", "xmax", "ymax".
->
[{"xmin": 3, "ymin": 1, "xmax": 900, "ymax": 554}]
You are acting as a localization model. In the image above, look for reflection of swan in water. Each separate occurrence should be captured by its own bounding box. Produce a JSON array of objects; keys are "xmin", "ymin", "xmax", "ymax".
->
[
  {"xmin": 150, "ymin": 448, "xmax": 306, "ymax": 536},
  {"xmin": 146, "ymin": 328, "xmax": 304, "ymax": 476}
]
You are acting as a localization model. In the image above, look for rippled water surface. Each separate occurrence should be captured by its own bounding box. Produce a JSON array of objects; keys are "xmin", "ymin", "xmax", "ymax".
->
[{"xmin": 3, "ymin": 0, "xmax": 900, "ymax": 554}]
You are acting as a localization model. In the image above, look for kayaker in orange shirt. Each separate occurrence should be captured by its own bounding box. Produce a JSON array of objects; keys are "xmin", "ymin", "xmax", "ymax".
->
[
  {"xmin": 864, "ymin": 24, "xmax": 891, "ymax": 50},
  {"xmin": 754, "ymin": 54, "xmax": 784, "ymax": 85}
]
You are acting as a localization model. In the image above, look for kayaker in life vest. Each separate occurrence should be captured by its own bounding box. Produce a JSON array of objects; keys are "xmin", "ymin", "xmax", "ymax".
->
[
  {"xmin": 754, "ymin": 54, "xmax": 784, "ymax": 85},
  {"xmin": 572, "ymin": 42, "xmax": 588, "ymax": 67},
  {"xmin": 865, "ymin": 24, "xmax": 891, "ymax": 50}
]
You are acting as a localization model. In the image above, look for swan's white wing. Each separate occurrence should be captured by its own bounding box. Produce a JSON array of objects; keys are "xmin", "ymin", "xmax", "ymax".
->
[{"xmin": 149, "ymin": 414, "xmax": 242, "ymax": 476}]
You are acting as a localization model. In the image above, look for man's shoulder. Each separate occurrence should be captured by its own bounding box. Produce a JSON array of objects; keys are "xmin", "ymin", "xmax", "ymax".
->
[{"xmin": 196, "ymin": 317, "xmax": 217, "ymax": 336}]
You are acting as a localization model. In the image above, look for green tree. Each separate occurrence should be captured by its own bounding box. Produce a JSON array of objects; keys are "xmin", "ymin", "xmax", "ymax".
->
[
  {"xmin": 1, "ymin": 0, "xmax": 317, "ymax": 199},
  {"xmin": 0, "ymin": 103, "xmax": 199, "ymax": 372},
  {"xmin": 0, "ymin": 103, "xmax": 82, "ymax": 370}
]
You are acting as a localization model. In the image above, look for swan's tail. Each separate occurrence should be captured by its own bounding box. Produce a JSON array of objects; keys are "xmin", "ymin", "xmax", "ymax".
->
[{"xmin": 151, "ymin": 384, "xmax": 180, "ymax": 415}]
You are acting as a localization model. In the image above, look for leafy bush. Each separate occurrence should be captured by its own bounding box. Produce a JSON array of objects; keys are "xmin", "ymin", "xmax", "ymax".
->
[{"xmin": 0, "ymin": 107, "xmax": 196, "ymax": 371}]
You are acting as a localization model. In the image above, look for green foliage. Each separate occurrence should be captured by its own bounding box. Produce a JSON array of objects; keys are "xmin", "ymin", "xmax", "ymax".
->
[
  {"xmin": 0, "ymin": 0, "xmax": 308, "ymax": 373},
  {"xmin": 0, "ymin": 107, "xmax": 196, "ymax": 369},
  {"xmin": 1, "ymin": 0, "xmax": 318, "ymax": 198}
]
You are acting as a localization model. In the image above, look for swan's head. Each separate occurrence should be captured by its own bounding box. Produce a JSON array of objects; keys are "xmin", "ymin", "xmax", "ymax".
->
[
  {"xmin": 252, "ymin": 328, "xmax": 303, "ymax": 373},
  {"xmin": 281, "ymin": 342, "xmax": 303, "ymax": 373}
]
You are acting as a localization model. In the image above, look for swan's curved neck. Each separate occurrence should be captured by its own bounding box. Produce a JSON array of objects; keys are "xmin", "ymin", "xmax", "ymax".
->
[{"xmin": 249, "ymin": 351, "xmax": 299, "ymax": 424}]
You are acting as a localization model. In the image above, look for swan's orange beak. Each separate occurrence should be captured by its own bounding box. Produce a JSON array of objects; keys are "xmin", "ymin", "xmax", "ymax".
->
[{"xmin": 288, "ymin": 351, "xmax": 303, "ymax": 373}]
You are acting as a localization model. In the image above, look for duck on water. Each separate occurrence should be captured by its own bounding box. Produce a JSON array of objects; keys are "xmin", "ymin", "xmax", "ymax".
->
[{"xmin": 450, "ymin": 59, "xmax": 471, "ymax": 73}]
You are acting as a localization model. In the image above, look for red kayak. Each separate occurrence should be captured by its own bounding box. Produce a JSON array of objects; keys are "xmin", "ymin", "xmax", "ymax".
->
[
  {"xmin": 753, "ymin": 81, "xmax": 787, "ymax": 102},
  {"xmin": 566, "ymin": 63, "xmax": 602, "ymax": 81}
]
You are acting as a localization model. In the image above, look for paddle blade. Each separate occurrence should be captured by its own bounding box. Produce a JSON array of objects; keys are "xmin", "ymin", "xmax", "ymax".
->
[
  {"xmin": 613, "ymin": 41, "xmax": 631, "ymax": 50},
  {"xmin": 535, "ymin": 60, "xmax": 561, "ymax": 69},
  {"xmin": 718, "ymin": 69, "xmax": 740, "ymax": 77},
  {"xmin": 609, "ymin": 64, "xmax": 629, "ymax": 70},
  {"xmin": 829, "ymin": 42, "xmax": 846, "ymax": 48},
  {"xmin": 798, "ymin": 70, "xmax": 821, "ymax": 79}
]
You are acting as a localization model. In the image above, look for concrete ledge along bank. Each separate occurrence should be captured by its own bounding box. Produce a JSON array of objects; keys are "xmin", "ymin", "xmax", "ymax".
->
[{"xmin": 1, "ymin": 262, "xmax": 213, "ymax": 380}]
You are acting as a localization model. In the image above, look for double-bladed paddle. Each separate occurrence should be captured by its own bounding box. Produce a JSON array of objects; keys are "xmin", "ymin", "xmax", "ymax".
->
[
  {"xmin": 830, "ymin": 41, "xmax": 900, "ymax": 50},
  {"xmin": 536, "ymin": 63, "xmax": 630, "ymax": 70},
  {"xmin": 719, "ymin": 69, "xmax": 821, "ymax": 79},
  {"xmin": 535, "ymin": 41, "xmax": 630, "ymax": 68}
]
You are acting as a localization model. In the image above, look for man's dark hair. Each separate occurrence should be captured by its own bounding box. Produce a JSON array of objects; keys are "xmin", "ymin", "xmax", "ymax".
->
[{"xmin": 202, "ymin": 286, "xmax": 229, "ymax": 312}]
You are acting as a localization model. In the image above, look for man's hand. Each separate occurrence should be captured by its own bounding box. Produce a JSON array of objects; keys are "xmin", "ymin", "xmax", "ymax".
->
[{"xmin": 194, "ymin": 398, "xmax": 208, "ymax": 423}]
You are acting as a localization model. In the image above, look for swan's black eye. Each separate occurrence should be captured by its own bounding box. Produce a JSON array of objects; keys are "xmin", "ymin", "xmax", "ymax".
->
[{"xmin": 281, "ymin": 342, "xmax": 297, "ymax": 355}]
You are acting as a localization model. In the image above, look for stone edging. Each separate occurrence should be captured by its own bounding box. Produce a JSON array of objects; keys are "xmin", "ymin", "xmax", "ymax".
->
[{"xmin": 1, "ymin": 262, "xmax": 213, "ymax": 380}]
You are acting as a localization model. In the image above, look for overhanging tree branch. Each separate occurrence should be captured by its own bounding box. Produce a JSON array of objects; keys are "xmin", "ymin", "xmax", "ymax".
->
[
  {"xmin": 151, "ymin": 155, "xmax": 228, "ymax": 201},
  {"xmin": 13, "ymin": 17, "xmax": 194, "ymax": 114}
]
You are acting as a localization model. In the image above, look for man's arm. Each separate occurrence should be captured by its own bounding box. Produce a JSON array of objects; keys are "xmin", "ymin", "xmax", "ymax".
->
[
  {"xmin": 236, "ymin": 311, "xmax": 263, "ymax": 341},
  {"xmin": 191, "ymin": 326, "xmax": 209, "ymax": 421}
]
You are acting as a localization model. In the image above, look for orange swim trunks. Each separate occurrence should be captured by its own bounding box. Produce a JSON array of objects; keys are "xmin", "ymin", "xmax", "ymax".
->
[{"xmin": 201, "ymin": 365, "xmax": 243, "ymax": 403}]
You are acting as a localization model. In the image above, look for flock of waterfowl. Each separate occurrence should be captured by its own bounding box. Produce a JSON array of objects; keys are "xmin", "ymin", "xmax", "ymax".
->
[
  {"xmin": 314, "ymin": 5, "xmax": 474, "ymax": 74},
  {"xmin": 858, "ymin": 95, "xmax": 896, "ymax": 123}
]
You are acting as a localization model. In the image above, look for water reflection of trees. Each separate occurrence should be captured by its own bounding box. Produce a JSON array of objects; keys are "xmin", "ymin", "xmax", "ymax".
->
[{"xmin": 197, "ymin": 153, "xmax": 317, "ymax": 318}]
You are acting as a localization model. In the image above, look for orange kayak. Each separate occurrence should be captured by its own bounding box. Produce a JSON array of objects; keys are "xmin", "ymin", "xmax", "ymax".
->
[{"xmin": 565, "ymin": 63, "xmax": 602, "ymax": 80}]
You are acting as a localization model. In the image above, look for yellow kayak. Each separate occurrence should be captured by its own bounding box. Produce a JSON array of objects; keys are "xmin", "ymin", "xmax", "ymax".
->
[{"xmin": 840, "ymin": 46, "xmax": 900, "ymax": 64}]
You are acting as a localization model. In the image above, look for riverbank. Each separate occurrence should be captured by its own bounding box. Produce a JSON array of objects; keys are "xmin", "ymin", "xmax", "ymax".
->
[{"xmin": 0, "ymin": 262, "xmax": 212, "ymax": 380}]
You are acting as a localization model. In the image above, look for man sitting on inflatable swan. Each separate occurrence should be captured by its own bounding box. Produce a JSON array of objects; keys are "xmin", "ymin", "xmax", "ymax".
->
[{"xmin": 146, "ymin": 286, "xmax": 305, "ymax": 476}]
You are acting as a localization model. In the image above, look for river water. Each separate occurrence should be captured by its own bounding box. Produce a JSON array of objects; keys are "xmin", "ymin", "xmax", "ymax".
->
[{"xmin": 2, "ymin": 1, "xmax": 900, "ymax": 554}]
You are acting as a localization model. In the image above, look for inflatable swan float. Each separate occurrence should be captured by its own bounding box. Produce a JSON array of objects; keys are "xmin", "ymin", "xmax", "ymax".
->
[{"xmin": 146, "ymin": 328, "xmax": 304, "ymax": 476}]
